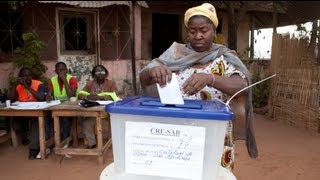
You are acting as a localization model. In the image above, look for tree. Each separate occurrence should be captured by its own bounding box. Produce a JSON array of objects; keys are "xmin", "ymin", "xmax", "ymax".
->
[
  {"xmin": 7, "ymin": 1, "xmax": 27, "ymax": 11},
  {"xmin": 8, "ymin": 32, "xmax": 48, "ymax": 87}
]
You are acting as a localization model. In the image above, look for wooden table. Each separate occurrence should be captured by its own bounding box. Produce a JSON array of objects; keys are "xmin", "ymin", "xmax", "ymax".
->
[
  {"xmin": 0, "ymin": 104, "xmax": 50, "ymax": 160},
  {"xmin": 49, "ymin": 101, "xmax": 112, "ymax": 164}
]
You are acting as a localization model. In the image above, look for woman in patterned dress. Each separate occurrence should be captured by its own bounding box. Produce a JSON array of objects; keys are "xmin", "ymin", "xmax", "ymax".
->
[{"xmin": 139, "ymin": 3, "xmax": 258, "ymax": 179}]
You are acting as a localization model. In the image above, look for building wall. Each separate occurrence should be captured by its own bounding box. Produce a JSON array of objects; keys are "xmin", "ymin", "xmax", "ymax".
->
[
  {"xmin": 237, "ymin": 16, "xmax": 251, "ymax": 59},
  {"xmin": 0, "ymin": 63, "xmax": 14, "ymax": 90},
  {"xmin": 23, "ymin": 3, "xmax": 58, "ymax": 61},
  {"xmin": 99, "ymin": 5, "xmax": 131, "ymax": 60},
  {"xmin": 0, "ymin": 2, "xmax": 254, "ymax": 97},
  {"xmin": 217, "ymin": 12, "xmax": 251, "ymax": 59},
  {"xmin": 141, "ymin": 10, "xmax": 152, "ymax": 60},
  {"xmin": 140, "ymin": 6, "xmax": 252, "ymax": 60}
]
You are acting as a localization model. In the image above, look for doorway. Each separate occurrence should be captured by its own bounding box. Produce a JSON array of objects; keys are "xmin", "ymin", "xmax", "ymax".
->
[{"xmin": 152, "ymin": 13, "xmax": 181, "ymax": 59}]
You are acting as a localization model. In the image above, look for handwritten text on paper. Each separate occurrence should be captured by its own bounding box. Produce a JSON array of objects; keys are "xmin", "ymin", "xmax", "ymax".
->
[{"xmin": 125, "ymin": 121, "xmax": 206, "ymax": 179}]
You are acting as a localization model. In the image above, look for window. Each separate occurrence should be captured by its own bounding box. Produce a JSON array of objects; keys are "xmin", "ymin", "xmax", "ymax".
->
[
  {"xmin": 0, "ymin": 11, "xmax": 23, "ymax": 53},
  {"xmin": 63, "ymin": 17, "xmax": 87, "ymax": 50},
  {"xmin": 59, "ymin": 10, "xmax": 95, "ymax": 54},
  {"xmin": 249, "ymin": 23, "xmax": 314, "ymax": 60},
  {"xmin": 249, "ymin": 28, "xmax": 273, "ymax": 59}
]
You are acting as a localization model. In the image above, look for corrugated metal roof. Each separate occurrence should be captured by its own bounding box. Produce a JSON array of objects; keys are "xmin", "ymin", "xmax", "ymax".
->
[{"xmin": 38, "ymin": 1, "xmax": 149, "ymax": 8}]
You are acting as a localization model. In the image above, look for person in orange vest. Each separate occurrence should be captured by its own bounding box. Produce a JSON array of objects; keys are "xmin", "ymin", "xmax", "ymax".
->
[
  {"xmin": 11, "ymin": 67, "xmax": 47, "ymax": 160},
  {"xmin": 46, "ymin": 62, "xmax": 78, "ymax": 146}
]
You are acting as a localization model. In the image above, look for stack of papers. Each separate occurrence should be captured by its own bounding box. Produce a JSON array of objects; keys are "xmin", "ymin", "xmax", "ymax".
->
[{"xmin": 9, "ymin": 100, "xmax": 61, "ymax": 110}]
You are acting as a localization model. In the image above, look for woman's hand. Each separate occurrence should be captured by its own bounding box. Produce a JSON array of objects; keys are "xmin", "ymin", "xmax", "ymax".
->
[
  {"xmin": 148, "ymin": 65, "xmax": 172, "ymax": 87},
  {"xmin": 182, "ymin": 73, "xmax": 212, "ymax": 95}
]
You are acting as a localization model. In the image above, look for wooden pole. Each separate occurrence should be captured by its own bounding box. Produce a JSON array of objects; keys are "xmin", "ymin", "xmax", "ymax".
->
[
  {"xmin": 130, "ymin": 1, "xmax": 137, "ymax": 95},
  {"xmin": 272, "ymin": 2, "xmax": 278, "ymax": 33},
  {"xmin": 250, "ymin": 12, "xmax": 255, "ymax": 59}
]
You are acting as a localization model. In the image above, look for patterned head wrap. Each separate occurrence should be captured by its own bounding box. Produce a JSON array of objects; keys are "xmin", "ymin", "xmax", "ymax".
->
[{"xmin": 184, "ymin": 3, "xmax": 219, "ymax": 28}]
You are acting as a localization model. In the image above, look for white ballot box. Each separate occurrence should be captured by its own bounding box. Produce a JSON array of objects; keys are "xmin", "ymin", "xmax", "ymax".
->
[{"xmin": 104, "ymin": 96, "xmax": 234, "ymax": 180}]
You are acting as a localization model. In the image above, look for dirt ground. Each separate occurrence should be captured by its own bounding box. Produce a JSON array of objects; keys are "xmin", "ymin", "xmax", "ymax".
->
[{"xmin": 0, "ymin": 113, "xmax": 320, "ymax": 180}]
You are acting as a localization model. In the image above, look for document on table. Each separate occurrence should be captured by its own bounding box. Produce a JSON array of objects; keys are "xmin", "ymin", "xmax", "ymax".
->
[
  {"xmin": 156, "ymin": 73, "xmax": 184, "ymax": 105},
  {"xmin": 95, "ymin": 100, "xmax": 114, "ymax": 105},
  {"xmin": 9, "ymin": 100, "xmax": 61, "ymax": 110}
]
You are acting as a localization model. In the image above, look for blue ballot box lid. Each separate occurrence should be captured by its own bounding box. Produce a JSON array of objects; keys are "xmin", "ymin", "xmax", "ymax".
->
[{"xmin": 106, "ymin": 96, "xmax": 233, "ymax": 121}]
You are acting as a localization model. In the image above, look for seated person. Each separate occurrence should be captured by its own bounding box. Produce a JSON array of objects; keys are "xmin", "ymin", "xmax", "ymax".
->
[
  {"xmin": 11, "ymin": 67, "xmax": 47, "ymax": 160},
  {"xmin": 46, "ymin": 62, "xmax": 78, "ymax": 146},
  {"xmin": 78, "ymin": 65, "xmax": 119, "ymax": 149}
]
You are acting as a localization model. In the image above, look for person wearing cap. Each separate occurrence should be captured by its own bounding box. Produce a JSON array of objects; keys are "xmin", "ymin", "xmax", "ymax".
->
[{"xmin": 139, "ymin": 2, "xmax": 258, "ymax": 178}]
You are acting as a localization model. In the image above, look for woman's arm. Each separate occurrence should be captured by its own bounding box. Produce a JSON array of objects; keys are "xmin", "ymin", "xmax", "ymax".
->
[
  {"xmin": 139, "ymin": 68, "xmax": 153, "ymax": 87},
  {"xmin": 182, "ymin": 73, "xmax": 248, "ymax": 98},
  {"xmin": 139, "ymin": 65, "xmax": 172, "ymax": 88},
  {"xmin": 210, "ymin": 74, "xmax": 248, "ymax": 97}
]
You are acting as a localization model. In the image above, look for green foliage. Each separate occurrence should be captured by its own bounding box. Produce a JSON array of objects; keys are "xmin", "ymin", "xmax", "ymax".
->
[
  {"xmin": 8, "ymin": 1, "xmax": 27, "ymax": 11},
  {"xmin": 9, "ymin": 32, "xmax": 48, "ymax": 87},
  {"xmin": 252, "ymin": 73, "xmax": 270, "ymax": 108}
]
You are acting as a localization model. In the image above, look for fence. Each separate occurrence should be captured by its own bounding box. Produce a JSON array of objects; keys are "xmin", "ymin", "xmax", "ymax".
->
[{"xmin": 268, "ymin": 34, "xmax": 320, "ymax": 135}]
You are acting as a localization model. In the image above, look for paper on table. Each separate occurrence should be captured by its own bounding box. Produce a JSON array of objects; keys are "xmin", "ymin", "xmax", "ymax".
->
[
  {"xmin": 9, "ymin": 100, "xmax": 61, "ymax": 110},
  {"xmin": 95, "ymin": 100, "xmax": 114, "ymax": 105},
  {"xmin": 156, "ymin": 73, "xmax": 184, "ymax": 105}
]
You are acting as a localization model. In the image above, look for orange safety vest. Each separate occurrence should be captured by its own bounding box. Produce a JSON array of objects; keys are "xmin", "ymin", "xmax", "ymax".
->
[{"xmin": 16, "ymin": 79, "xmax": 42, "ymax": 102}]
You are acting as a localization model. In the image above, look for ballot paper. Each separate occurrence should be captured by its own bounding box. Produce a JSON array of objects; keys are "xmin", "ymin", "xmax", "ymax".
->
[
  {"xmin": 156, "ymin": 73, "xmax": 184, "ymax": 105},
  {"xmin": 9, "ymin": 100, "xmax": 61, "ymax": 110}
]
